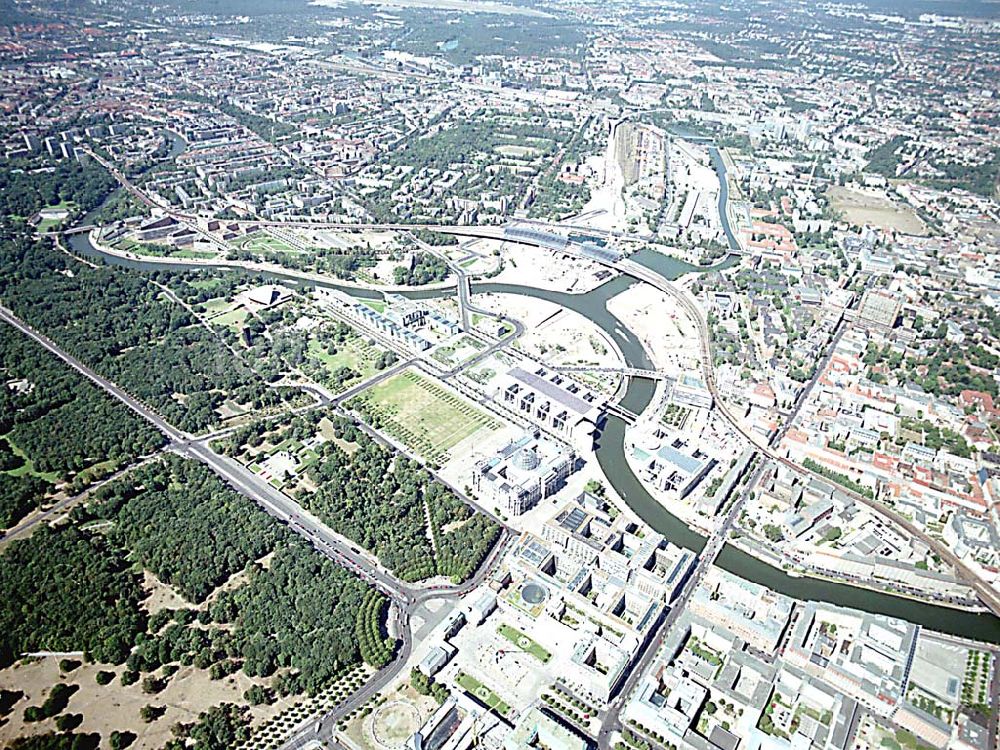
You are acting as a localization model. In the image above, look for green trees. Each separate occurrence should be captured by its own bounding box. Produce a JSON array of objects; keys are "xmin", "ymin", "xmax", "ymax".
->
[
  {"xmin": 210, "ymin": 541, "xmax": 385, "ymax": 695},
  {"xmin": 243, "ymin": 685, "xmax": 275, "ymax": 706},
  {"xmin": 410, "ymin": 667, "xmax": 448, "ymax": 703},
  {"xmin": 187, "ymin": 704, "xmax": 251, "ymax": 750},
  {"xmin": 428, "ymin": 483, "xmax": 501, "ymax": 582},
  {"xmin": 92, "ymin": 456, "xmax": 284, "ymax": 602},
  {"xmin": 355, "ymin": 591, "xmax": 395, "ymax": 668},
  {"xmin": 0, "ymin": 322, "xmax": 165, "ymax": 483},
  {"xmin": 0, "ymin": 237, "xmax": 288, "ymax": 433},
  {"xmin": 864, "ymin": 135, "xmax": 907, "ymax": 177},
  {"xmin": 0, "ymin": 526, "xmax": 145, "ymax": 668},
  {"xmin": 305, "ymin": 436, "xmax": 438, "ymax": 580},
  {"xmin": 0, "ymin": 155, "xmax": 116, "ymax": 220},
  {"xmin": 899, "ymin": 417, "xmax": 971, "ymax": 458},
  {"xmin": 412, "ymin": 229, "xmax": 458, "ymax": 246},
  {"xmin": 223, "ymin": 413, "xmax": 501, "ymax": 583},
  {"xmin": 23, "ymin": 684, "xmax": 77, "ymax": 722},
  {"xmin": 374, "ymin": 350, "xmax": 399, "ymax": 370},
  {"xmin": 108, "ymin": 731, "xmax": 135, "ymax": 750},
  {"xmin": 393, "ymin": 253, "xmax": 449, "ymax": 285},
  {"xmin": 295, "ymin": 415, "xmax": 500, "ymax": 582},
  {"xmin": 0, "ymin": 475, "xmax": 47, "ymax": 531},
  {"xmin": 802, "ymin": 458, "xmax": 874, "ymax": 499},
  {"xmin": 6, "ymin": 733, "xmax": 101, "ymax": 750}
]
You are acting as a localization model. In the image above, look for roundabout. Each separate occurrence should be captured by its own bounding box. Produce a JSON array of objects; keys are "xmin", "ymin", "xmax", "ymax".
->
[{"xmin": 370, "ymin": 700, "xmax": 421, "ymax": 749}]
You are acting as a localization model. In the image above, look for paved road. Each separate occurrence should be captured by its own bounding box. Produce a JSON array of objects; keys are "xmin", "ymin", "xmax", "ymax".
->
[
  {"xmin": 0, "ymin": 302, "xmax": 511, "ymax": 750},
  {"xmin": 0, "ymin": 304, "xmax": 188, "ymax": 443},
  {"xmin": 0, "ymin": 453, "xmax": 162, "ymax": 544},
  {"xmin": 769, "ymin": 319, "xmax": 846, "ymax": 449},
  {"xmin": 596, "ymin": 459, "xmax": 764, "ymax": 747},
  {"xmin": 608, "ymin": 257, "xmax": 1000, "ymax": 619}
]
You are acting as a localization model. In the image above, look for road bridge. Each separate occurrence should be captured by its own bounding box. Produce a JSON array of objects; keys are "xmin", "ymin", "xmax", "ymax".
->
[
  {"xmin": 551, "ymin": 365, "xmax": 665, "ymax": 380},
  {"xmin": 606, "ymin": 402, "xmax": 639, "ymax": 424},
  {"xmin": 81, "ymin": 144, "xmax": 1000, "ymax": 620}
]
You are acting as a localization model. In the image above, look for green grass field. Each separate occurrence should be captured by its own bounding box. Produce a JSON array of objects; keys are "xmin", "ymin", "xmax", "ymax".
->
[
  {"xmin": 37, "ymin": 217, "xmax": 63, "ymax": 233},
  {"xmin": 306, "ymin": 336, "xmax": 381, "ymax": 393},
  {"xmin": 233, "ymin": 231, "xmax": 302, "ymax": 256},
  {"xmin": 172, "ymin": 248, "xmax": 218, "ymax": 259},
  {"xmin": 349, "ymin": 369, "xmax": 501, "ymax": 465},
  {"xmin": 455, "ymin": 672, "xmax": 512, "ymax": 718},
  {"xmin": 211, "ymin": 307, "xmax": 249, "ymax": 330},
  {"xmin": 1, "ymin": 436, "xmax": 60, "ymax": 483},
  {"xmin": 498, "ymin": 624, "xmax": 551, "ymax": 663}
]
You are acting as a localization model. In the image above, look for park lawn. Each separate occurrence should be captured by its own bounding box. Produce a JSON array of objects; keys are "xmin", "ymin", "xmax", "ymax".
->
[
  {"xmin": 455, "ymin": 672, "xmax": 512, "ymax": 718},
  {"xmin": 113, "ymin": 237, "xmax": 176, "ymax": 256},
  {"xmin": 349, "ymin": 369, "xmax": 501, "ymax": 465},
  {"xmin": 173, "ymin": 248, "xmax": 218, "ymax": 259},
  {"xmin": 201, "ymin": 297, "xmax": 235, "ymax": 315},
  {"xmin": 37, "ymin": 217, "xmax": 63, "ymax": 232},
  {"xmin": 73, "ymin": 457, "xmax": 120, "ymax": 485},
  {"xmin": 212, "ymin": 307, "xmax": 249, "ymax": 330},
  {"xmin": 360, "ymin": 299, "xmax": 386, "ymax": 313},
  {"xmin": 0, "ymin": 436, "xmax": 61, "ymax": 483},
  {"xmin": 234, "ymin": 232, "xmax": 301, "ymax": 255},
  {"xmin": 498, "ymin": 623, "xmax": 551, "ymax": 663},
  {"xmin": 306, "ymin": 337, "xmax": 379, "ymax": 391}
]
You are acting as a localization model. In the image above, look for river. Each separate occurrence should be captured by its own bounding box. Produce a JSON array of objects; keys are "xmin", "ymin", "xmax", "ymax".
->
[{"xmin": 66, "ymin": 140, "xmax": 1000, "ymax": 643}]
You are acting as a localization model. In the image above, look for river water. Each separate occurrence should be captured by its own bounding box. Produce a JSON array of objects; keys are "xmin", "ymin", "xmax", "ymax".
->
[{"xmin": 66, "ymin": 137, "xmax": 1000, "ymax": 643}]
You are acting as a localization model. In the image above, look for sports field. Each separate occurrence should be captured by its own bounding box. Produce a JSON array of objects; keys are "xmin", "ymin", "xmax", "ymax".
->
[{"xmin": 349, "ymin": 368, "xmax": 501, "ymax": 465}]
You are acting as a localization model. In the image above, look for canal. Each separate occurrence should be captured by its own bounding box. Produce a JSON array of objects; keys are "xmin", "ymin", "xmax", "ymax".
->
[{"xmin": 67, "ymin": 165, "xmax": 1000, "ymax": 643}]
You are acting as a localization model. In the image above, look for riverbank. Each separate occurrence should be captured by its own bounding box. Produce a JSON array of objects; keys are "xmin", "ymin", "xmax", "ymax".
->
[
  {"xmin": 88, "ymin": 229, "xmax": 459, "ymax": 295},
  {"xmin": 67, "ymin": 214, "xmax": 1000, "ymax": 643}
]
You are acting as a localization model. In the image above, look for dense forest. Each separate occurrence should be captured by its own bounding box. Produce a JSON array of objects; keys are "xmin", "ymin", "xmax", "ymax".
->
[
  {"xmin": 91, "ymin": 457, "xmax": 284, "ymax": 602},
  {"xmin": 90, "ymin": 456, "xmax": 392, "ymax": 694},
  {"xmin": 0, "ymin": 156, "xmax": 116, "ymax": 220},
  {"xmin": 0, "ymin": 454, "xmax": 395, "ymax": 710},
  {"xmin": 0, "ymin": 322, "xmax": 165, "ymax": 483},
  {"xmin": 0, "ymin": 235, "xmax": 292, "ymax": 432},
  {"xmin": 0, "ymin": 525, "xmax": 146, "ymax": 668},
  {"xmin": 222, "ymin": 413, "xmax": 500, "ymax": 583},
  {"xmin": 0, "ymin": 474, "xmax": 48, "ymax": 531},
  {"xmin": 210, "ymin": 542, "xmax": 394, "ymax": 693}
]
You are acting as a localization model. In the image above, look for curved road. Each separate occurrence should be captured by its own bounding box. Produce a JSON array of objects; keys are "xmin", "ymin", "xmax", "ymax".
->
[
  {"xmin": 0, "ymin": 302, "xmax": 511, "ymax": 750},
  {"xmin": 612, "ymin": 256, "xmax": 1000, "ymax": 618}
]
